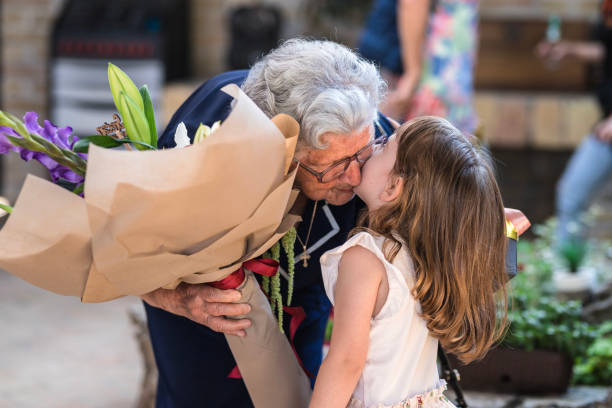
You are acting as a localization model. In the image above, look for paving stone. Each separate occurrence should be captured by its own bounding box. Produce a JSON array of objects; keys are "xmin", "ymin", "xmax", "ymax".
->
[
  {"xmin": 0, "ymin": 271, "xmax": 142, "ymax": 408},
  {"xmin": 461, "ymin": 387, "xmax": 612, "ymax": 408}
]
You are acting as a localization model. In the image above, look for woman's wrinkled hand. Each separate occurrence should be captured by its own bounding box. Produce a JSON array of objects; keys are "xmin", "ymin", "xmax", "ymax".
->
[{"xmin": 141, "ymin": 283, "xmax": 252, "ymax": 336}]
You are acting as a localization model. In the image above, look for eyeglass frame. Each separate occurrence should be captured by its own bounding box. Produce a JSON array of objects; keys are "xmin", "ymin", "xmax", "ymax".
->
[{"xmin": 293, "ymin": 120, "xmax": 391, "ymax": 184}]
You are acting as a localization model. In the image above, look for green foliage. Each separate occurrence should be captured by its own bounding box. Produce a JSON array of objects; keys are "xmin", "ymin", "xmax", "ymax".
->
[
  {"xmin": 324, "ymin": 315, "xmax": 333, "ymax": 343},
  {"xmin": 503, "ymin": 295, "xmax": 596, "ymax": 360},
  {"xmin": 268, "ymin": 242, "xmax": 283, "ymax": 332},
  {"xmin": 573, "ymin": 321, "xmax": 612, "ymax": 385},
  {"xmin": 281, "ymin": 227, "xmax": 297, "ymax": 306},
  {"xmin": 505, "ymin": 224, "xmax": 612, "ymax": 385},
  {"xmin": 72, "ymin": 134, "xmax": 156, "ymax": 153},
  {"xmin": 261, "ymin": 229, "xmax": 298, "ymax": 332},
  {"xmin": 511, "ymin": 239, "xmax": 554, "ymax": 303},
  {"xmin": 139, "ymin": 85, "xmax": 157, "ymax": 148},
  {"xmin": 107, "ymin": 63, "xmax": 157, "ymax": 149},
  {"xmin": 559, "ymin": 239, "xmax": 588, "ymax": 273}
]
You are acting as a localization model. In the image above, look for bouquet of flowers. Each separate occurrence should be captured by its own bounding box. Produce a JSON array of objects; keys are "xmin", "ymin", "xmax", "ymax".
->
[{"xmin": 0, "ymin": 64, "xmax": 311, "ymax": 407}]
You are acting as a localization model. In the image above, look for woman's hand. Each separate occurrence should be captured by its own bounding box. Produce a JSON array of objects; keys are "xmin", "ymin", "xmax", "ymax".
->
[{"xmin": 141, "ymin": 283, "xmax": 252, "ymax": 336}]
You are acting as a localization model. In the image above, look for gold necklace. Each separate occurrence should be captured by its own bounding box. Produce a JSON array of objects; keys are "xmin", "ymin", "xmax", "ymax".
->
[{"xmin": 295, "ymin": 200, "xmax": 318, "ymax": 268}]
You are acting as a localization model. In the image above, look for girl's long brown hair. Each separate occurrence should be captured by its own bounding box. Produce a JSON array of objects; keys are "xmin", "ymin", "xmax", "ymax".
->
[{"xmin": 354, "ymin": 116, "xmax": 508, "ymax": 363}]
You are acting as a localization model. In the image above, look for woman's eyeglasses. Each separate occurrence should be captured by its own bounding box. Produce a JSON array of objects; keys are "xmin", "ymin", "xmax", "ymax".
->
[{"xmin": 294, "ymin": 132, "xmax": 390, "ymax": 183}]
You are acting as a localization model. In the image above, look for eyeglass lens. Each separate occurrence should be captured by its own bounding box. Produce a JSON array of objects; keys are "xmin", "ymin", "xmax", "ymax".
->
[{"xmin": 321, "ymin": 138, "xmax": 388, "ymax": 183}]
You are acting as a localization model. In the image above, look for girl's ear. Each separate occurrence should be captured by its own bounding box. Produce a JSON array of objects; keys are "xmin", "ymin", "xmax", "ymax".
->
[{"xmin": 380, "ymin": 174, "xmax": 403, "ymax": 203}]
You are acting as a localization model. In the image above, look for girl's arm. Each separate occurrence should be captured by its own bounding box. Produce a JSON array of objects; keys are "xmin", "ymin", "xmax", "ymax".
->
[{"xmin": 309, "ymin": 245, "xmax": 385, "ymax": 408}]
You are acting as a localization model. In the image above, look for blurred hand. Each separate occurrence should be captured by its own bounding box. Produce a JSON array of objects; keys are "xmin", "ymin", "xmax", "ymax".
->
[
  {"xmin": 594, "ymin": 116, "xmax": 612, "ymax": 143},
  {"xmin": 141, "ymin": 283, "xmax": 252, "ymax": 336},
  {"xmin": 535, "ymin": 40, "xmax": 571, "ymax": 63},
  {"xmin": 381, "ymin": 72, "xmax": 420, "ymax": 120}
]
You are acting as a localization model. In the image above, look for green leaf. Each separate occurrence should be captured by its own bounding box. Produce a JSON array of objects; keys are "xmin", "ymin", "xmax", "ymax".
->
[
  {"xmin": 73, "ymin": 135, "xmax": 122, "ymax": 152},
  {"xmin": 119, "ymin": 91, "xmax": 151, "ymax": 149},
  {"xmin": 139, "ymin": 85, "xmax": 157, "ymax": 148},
  {"xmin": 0, "ymin": 111, "xmax": 29, "ymax": 140},
  {"xmin": 5, "ymin": 134, "xmax": 37, "ymax": 150},
  {"xmin": 72, "ymin": 134, "xmax": 156, "ymax": 153},
  {"xmin": 560, "ymin": 239, "xmax": 587, "ymax": 272},
  {"xmin": 4, "ymin": 112, "xmax": 31, "ymax": 140},
  {"xmin": 72, "ymin": 183, "xmax": 84, "ymax": 196},
  {"xmin": 0, "ymin": 203, "xmax": 13, "ymax": 214},
  {"xmin": 108, "ymin": 63, "xmax": 143, "ymax": 117}
]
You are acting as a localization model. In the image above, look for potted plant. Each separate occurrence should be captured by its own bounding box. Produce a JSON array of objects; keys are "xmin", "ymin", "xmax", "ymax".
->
[
  {"xmin": 573, "ymin": 321, "xmax": 612, "ymax": 385},
  {"xmin": 448, "ymin": 233, "xmax": 599, "ymax": 394},
  {"xmin": 450, "ymin": 293, "xmax": 597, "ymax": 394},
  {"xmin": 554, "ymin": 239, "xmax": 595, "ymax": 302}
]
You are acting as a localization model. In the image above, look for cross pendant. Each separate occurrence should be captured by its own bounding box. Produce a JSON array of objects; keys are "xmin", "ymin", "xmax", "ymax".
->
[{"xmin": 302, "ymin": 252, "xmax": 311, "ymax": 268}]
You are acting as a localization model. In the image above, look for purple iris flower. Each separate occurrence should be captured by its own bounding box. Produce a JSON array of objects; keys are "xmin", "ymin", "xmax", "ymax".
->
[
  {"xmin": 0, "ymin": 112, "xmax": 86, "ymax": 185},
  {"xmin": 0, "ymin": 126, "xmax": 20, "ymax": 154}
]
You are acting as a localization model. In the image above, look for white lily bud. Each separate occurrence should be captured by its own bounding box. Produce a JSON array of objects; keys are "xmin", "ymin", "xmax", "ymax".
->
[
  {"xmin": 193, "ymin": 121, "xmax": 221, "ymax": 144},
  {"xmin": 174, "ymin": 122, "xmax": 191, "ymax": 148}
]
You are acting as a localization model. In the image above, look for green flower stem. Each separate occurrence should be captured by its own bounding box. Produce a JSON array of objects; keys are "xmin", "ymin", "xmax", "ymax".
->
[
  {"xmin": 269, "ymin": 242, "xmax": 281, "ymax": 316},
  {"xmin": 7, "ymin": 134, "xmax": 86, "ymax": 176},
  {"xmin": 281, "ymin": 227, "xmax": 297, "ymax": 306},
  {"xmin": 261, "ymin": 275, "xmax": 270, "ymax": 295},
  {"xmin": 261, "ymin": 228, "xmax": 298, "ymax": 332},
  {"xmin": 73, "ymin": 183, "xmax": 84, "ymax": 195},
  {"xmin": 2, "ymin": 112, "xmax": 29, "ymax": 140},
  {"xmin": 0, "ymin": 203, "xmax": 13, "ymax": 213},
  {"xmin": 273, "ymin": 272, "xmax": 283, "ymax": 333},
  {"xmin": 29, "ymin": 134, "xmax": 87, "ymax": 173}
]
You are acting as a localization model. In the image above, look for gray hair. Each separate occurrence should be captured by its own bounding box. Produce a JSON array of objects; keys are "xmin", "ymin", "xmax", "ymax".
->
[{"xmin": 241, "ymin": 38, "xmax": 386, "ymax": 150}]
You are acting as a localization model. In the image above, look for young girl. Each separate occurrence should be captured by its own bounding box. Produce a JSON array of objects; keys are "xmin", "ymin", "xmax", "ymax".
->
[{"xmin": 309, "ymin": 116, "xmax": 508, "ymax": 408}]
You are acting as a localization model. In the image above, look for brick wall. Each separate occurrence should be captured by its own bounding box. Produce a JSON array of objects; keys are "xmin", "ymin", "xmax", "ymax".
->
[
  {"xmin": 1, "ymin": 0, "xmax": 65, "ymax": 116},
  {"xmin": 1, "ymin": 0, "xmax": 65, "ymax": 202},
  {"xmin": 480, "ymin": 0, "xmax": 599, "ymax": 21},
  {"xmin": 475, "ymin": 92, "xmax": 600, "ymax": 149},
  {"xmin": 189, "ymin": 0, "xmax": 303, "ymax": 78},
  {"xmin": 476, "ymin": 0, "xmax": 602, "ymax": 149}
]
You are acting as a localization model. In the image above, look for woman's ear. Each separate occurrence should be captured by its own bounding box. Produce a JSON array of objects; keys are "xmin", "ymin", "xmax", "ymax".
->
[{"xmin": 380, "ymin": 175, "xmax": 403, "ymax": 203}]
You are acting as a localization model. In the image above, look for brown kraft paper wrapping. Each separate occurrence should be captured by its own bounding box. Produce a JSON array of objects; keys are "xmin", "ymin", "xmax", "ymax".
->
[
  {"xmin": 226, "ymin": 271, "xmax": 312, "ymax": 408},
  {"xmin": 0, "ymin": 84, "xmax": 310, "ymax": 407}
]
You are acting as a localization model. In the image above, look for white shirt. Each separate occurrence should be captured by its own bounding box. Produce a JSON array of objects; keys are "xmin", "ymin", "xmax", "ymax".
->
[{"xmin": 320, "ymin": 232, "xmax": 441, "ymax": 407}]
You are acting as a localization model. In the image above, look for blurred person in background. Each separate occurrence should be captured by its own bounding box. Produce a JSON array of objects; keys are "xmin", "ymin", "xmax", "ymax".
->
[
  {"xmin": 358, "ymin": 0, "xmax": 480, "ymax": 134},
  {"xmin": 537, "ymin": 0, "xmax": 612, "ymax": 249}
]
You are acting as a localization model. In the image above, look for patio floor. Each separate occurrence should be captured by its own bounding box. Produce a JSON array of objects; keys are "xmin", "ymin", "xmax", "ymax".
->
[{"xmin": 0, "ymin": 270, "xmax": 143, "ymax": 408}]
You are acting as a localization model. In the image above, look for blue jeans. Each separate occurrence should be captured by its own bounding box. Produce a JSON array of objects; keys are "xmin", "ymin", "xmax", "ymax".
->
[{"xmin": 556, "ymin": 134, "xmax": 612, "ymax": 245}]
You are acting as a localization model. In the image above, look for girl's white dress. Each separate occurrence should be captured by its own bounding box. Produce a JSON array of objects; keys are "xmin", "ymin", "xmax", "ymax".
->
[{"xmin": 320, "ymin": 232, "xmax": 457, "ymax": 408}]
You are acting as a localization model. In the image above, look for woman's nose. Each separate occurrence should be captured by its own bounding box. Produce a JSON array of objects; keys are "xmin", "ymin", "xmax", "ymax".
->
[{"xmin": 340, "ymin": 159, "xmax": 362, "ymax": 186}]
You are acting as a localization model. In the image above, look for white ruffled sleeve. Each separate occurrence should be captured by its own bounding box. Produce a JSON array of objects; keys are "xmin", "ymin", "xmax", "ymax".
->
[{"xmin": 319, "ymin": 231, "xmax": 411, "ymax": 320}]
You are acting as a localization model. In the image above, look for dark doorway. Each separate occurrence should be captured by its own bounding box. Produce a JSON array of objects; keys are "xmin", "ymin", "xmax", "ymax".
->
[{"xmin": 491, "ymin": 148, "xmax": 573, "ymax": 236}]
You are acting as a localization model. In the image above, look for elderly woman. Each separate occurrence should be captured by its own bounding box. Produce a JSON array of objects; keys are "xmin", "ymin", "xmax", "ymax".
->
[{"xmin": 142, "ymin": 39, "xmax": 393, "ymax": 407}]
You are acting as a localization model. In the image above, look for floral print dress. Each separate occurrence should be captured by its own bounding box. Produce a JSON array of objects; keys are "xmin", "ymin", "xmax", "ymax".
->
[{"xmin": 406, "ymin": 0, "xmax": 480, "ymax": 134}]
